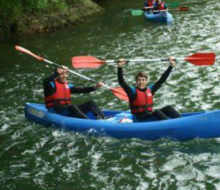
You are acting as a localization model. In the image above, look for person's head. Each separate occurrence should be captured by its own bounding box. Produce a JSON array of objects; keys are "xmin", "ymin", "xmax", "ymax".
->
[
  {"xmin": 57, "ymin": 69, "xmax": 68, "ymax": 83},
  {"xmin": 135, "ymin": 71, "xmax": 148, "ymax": 89},
  {"xmin": 156, "ymin": 0, "xmax": 162, "ymax": 3}
]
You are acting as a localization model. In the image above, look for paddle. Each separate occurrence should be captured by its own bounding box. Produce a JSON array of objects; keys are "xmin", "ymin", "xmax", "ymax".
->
[
  {"xmin": 15, "ymin": 45, "xmax": 129, "ymax": 102},
  {"xmin": 131, "ymin": 0, "xmax": 190, "ymax": 16},
  {"xmin": 72, "ymin": 53, "xmax": 216, "ymax": 69},
  {"xmin": 131, "ymin": 6, "xmax": 189, "ymax": 16},
  {"xmin": 176, "ymin": 6, "xmax": 189, "ymax": 12},
  {"xmin": 151, "ymin": 6, "xmax": 189, "ymax": 12},
  {"xmin": 131, "ymin": 6, "xmax": 154, "ymax": 16}
]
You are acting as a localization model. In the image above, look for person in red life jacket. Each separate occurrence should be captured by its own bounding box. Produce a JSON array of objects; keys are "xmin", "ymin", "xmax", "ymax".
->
[
  {"xmin": 117, "ymin": 57, "xmax": 180, "ymax": 121},
  {"xmin": 144, "ymin": 0, "xmax": 155, "ymax": 12},
  {"xmin": 153, "ymin": 0, "xmax": 167, "ymax": 13},
  {"xmin": 43, "ymin": 66, "xmax": 105, "ymax": 119}
]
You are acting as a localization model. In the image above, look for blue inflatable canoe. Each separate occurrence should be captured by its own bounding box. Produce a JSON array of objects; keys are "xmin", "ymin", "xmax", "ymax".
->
[
  {"xmin": 25, "ymin": 103, "xmax": 220, "ymax": 141},
  {"xmin": 144, "ymin": 11, "xmax": 173, "ymax": 24}
]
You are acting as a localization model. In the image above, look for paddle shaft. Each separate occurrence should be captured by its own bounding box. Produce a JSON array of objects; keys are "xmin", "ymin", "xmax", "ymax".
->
[
  {"xmin": 15, "ymin": 46, "xmax": 115, "ymax": 90},
  {"xmin": 43, "ymin": 58, "xmax": 97, "ymax": 83},
  {"xmin": 152, "ymin": 8, "xmax": 188, "ymax": 13},
  {"xmin": 41, "ymin": 58, "xmax": 116, "ymax": 90},
  {"xmin": 132, "ymin": 6, "xmax": 188, "ymax": 16},
  {"xmin": 143, "ymin": 6, "xmax": 153, "ymax": 10},
  {"xmin": 97, "ymin": 58, "xmax": 185, "ymax": 64},
  {"xmin": 15, "ymin": 46, "xmax": 129, "ymax": 101}
]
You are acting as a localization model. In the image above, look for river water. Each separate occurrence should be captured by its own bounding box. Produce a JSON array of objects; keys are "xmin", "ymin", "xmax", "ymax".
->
[{"xmin": 1, "ymin": 0, "xmax": 220, "ymax": 189}]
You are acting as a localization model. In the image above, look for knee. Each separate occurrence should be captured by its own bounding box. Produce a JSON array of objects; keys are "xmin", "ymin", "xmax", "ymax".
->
[
  {"xmin": 87, "ymin": 100, "xmax": 96, "ymax": 106},
  {"xmin": 164, "ymin": 105, "xmax": 173, "ymax": 109},
  {"xmin": 154, "ymin": 110, "xmax": 169, "ymax": 120},
  {"xmin": 69, "ymin": 104, "xmax": 79, "ymax": 111},
  {"xmin": 162, "ymin": 105, "xmax": 174, "ymax": 111},
  {"xmin": 154, "ymin": 109, "xmax": 164, "ymax": 116}
]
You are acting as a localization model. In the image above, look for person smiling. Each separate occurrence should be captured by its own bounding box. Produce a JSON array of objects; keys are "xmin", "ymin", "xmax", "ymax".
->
[
  {"xmin": 43, "ymin": 66, "xmax": 105, "ymax": 119},
  {"xmin": 117, "ymin": 57, "xmax": 180, "ymax": 122}
]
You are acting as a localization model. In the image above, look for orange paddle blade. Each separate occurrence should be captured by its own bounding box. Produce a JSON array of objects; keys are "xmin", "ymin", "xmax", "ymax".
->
[
  {"xmin": 178, "ymin": 6, "xmax": 189, "ymax": 11},
  {"xmin": 111, "ymin": 87, "xmax": 129, "ymax": 102},
  {"xmin": 185, "ymin": 53, "xmax": 215, "ymax": 66},
  {"xmin": 72, "ymin": 56, "xmax": 105, "ymax": 68},
  {"xmin": 15, "ymin": 46, "xmax": 44, "ymax": 61}
]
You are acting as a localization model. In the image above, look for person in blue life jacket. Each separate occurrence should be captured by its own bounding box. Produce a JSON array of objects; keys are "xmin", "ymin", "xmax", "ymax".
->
[
  {"xmin": 153, "ymin": 0, "xmax": 167, "ymax": 13},
  {"xmin": 144, "ymin": 0, "xmax": 155, "ymax": 12},
  {"xmin": 43, "ymin": 66, "xmax": 106, "ymax": 119},
  {"xmin": 117, "ymin": 57, "xmax": 181, "ymax": 122}
]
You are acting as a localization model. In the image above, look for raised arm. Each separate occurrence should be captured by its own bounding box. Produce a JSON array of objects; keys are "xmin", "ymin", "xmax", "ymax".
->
[
  {"xmin": 117, "ymin": 59, "xmax": 136, "ymax": 102},
  {"xmin": 151, "ymin": 57, "xmax": 176, "ymax": 94}
]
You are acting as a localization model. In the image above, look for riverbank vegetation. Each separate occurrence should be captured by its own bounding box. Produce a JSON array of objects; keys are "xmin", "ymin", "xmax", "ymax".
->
[{"xmin": 0, "ymin": 0, "xmax": 103, "ymax": 40}]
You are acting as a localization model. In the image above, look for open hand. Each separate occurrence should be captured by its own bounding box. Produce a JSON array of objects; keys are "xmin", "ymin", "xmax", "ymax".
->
[
  {"xmin": 168, "ymin": 57, "xmax": 176, "ymax": 67},
  {"xmin": 95, "ymin": 82, "xmax": 104, "ymax": 89},
  {"xmin": 118, "ymin": 59, "xmax": 127, "ymax": 67},
  {"xmin": 57, "ymin": 66, "xmax": 69, "ymax": 74}
]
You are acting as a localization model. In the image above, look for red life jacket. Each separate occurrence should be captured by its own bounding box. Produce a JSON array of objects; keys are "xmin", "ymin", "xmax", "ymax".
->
[
  {"xmin": 44, "ymin": 80, "xmax": 71, "ymax": 108},
  {"xmin": 129, "ymin": 88, "xmax": 153, "ymax": 114},
  {"xmin": 147, "ymin": 0, "xmax": 155, "ymax": 6},
  {"xmin": 156, "ymin": 2, "xmax": 166, "ymax": 10}
]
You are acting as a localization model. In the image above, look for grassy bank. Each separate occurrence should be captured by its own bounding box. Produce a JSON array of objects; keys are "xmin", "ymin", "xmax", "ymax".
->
[{"xmin": 0, "ymin": 0, "xmax": 103, "ymax": 40}]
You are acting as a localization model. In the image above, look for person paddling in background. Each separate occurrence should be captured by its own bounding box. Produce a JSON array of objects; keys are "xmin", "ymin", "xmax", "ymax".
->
[
  {"xmin": 43, "ymin": 66, "xmax": 106, "ymax": 119},
  {"xmin": 144, "ymin": 0, "xmax": 155, "ymax": 12},
  {"xmin": 154, "ymin": 0, "xmax": 167, "ymax": 12},
  {"xmin": 117, "ymin": 57, "xmax": 181, "ymax": 122}
]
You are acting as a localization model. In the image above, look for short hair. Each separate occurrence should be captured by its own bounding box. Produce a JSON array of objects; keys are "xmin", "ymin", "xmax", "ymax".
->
[{"xmin": 136, "ymin": 71, "xmax": 148, "ymax": 80}]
